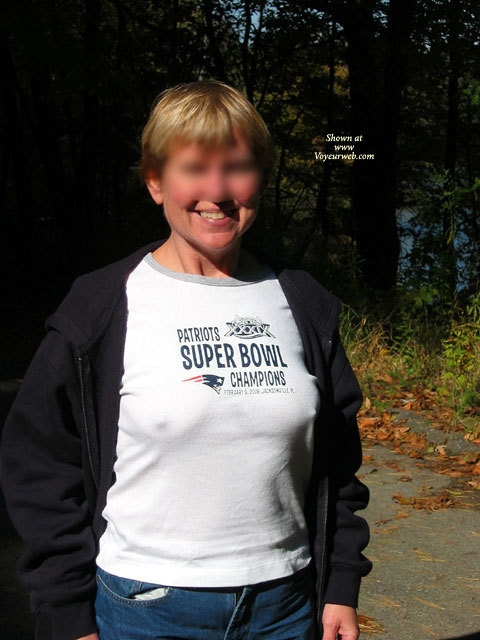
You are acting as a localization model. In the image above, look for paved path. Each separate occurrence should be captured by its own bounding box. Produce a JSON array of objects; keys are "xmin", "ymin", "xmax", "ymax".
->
[{"xmin": 358, "ymin": 443, "xmax": 480, "ymax": 640}]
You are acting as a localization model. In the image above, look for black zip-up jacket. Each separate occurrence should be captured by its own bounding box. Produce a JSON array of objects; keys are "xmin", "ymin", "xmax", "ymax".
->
[{"xmin": 1, "ymin": 239, "xmax": 372, "ymax": 640}]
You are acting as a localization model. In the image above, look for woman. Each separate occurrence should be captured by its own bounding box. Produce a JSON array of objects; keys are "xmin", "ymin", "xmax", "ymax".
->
[{"xmin": 1, "ymin": 79, "xmax": 371, "ymax": 640}]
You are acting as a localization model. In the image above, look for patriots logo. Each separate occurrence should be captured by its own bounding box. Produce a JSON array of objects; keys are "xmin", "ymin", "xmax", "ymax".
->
[
  {"xmin": 225, "ymin": 315, "xmax": 275, "ymax": 339},
  {"xmin": 182, "ymin": 374, "xmax": 225, "ymax": 394}
]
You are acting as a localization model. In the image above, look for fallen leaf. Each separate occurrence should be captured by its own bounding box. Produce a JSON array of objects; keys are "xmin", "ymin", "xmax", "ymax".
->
[
  {"xmin": 386, "ymin": 462, "xmax": 405, "ymax": 471},
  {"xmin": 409, "ymin": 450, "xmax": 423, "ymax": 458},
  {"xmin": 361, "ymin": 594, "xmax": 402, "ymax": 608},
  {"xmin": 472, "ymin": 462, "xmax": 480, "ymax": 475},
  {"xmin": 456, "ymin": 577, "xmax": 480, "ymax": 581},
  {"xmin": 414, "ymin": 597, "xmax": 445, "ymax": 609},
  {"xmin": 418, "ymin": 623, "xmax": 441, "ymax": 637},
  {"xmin": 373, "ymin": 525, "xmax": 399, "ymax": 535},
  {"xmin": 376, "ymin": 374, "xmax": 394, "ymax": 384},
  {"xmin": 377, "ymin": 552, "xmax": 399, "ymax": 561},
  {"xmin": 412, "ymin": 549, "xmax": 445, "ymax": 563},
  {"xmin": 392, "ymin": 491, "xmax": 455, "ymax": 510},
  {"xmin": 436, "ymin": 469, "xmax": 464, "ymax": 477},
  {"xmin": 398, "ymin": 425, "xmax": 411, "ymax": 433},
  {"xmin": 357, "ymin": 614, "xmax": 385, "ymax": 633},
  {"xmin": 359, "ymin": 417, "xmax": 378, "ymax": 428},
  {"xmin": 377, "ymin": 596, "xmax": 402, "ymax": 608}
]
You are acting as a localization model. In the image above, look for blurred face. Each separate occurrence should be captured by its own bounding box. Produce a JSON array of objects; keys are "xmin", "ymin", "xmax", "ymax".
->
[{"xmin": 145, "ymin": 128, "xmax": 262, "ymax": 258}]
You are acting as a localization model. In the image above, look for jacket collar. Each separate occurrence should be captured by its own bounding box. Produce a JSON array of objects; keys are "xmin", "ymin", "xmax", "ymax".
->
[{"xmin": 45, "ymin": 239, "xmax": 166, "ymax": 350}]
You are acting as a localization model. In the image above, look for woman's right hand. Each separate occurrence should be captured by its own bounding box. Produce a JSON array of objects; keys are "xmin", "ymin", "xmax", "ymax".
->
[{"xmin": 75, "ymin": 635, "xmax": 99, "ymax": 640}]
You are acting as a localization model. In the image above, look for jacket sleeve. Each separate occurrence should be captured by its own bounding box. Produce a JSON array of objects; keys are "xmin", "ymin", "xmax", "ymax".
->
[
  {"xmin": 322, "ymin": 324, "xmax": 372, "ymax": 608},
  {"xmin": 0, "ymin": 329, "xmax": 99, "ymax": 640}
]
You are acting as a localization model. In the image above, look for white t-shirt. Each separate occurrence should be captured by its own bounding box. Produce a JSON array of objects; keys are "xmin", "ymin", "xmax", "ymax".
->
[{"xmin": 96, "ymin": 252, "xmax": 321, "ymax": 586}]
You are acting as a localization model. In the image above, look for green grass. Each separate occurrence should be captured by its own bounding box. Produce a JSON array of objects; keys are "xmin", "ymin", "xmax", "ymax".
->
[{"xmin": 339, "ymin": 286, "xmax": 480, "ymax": 438}]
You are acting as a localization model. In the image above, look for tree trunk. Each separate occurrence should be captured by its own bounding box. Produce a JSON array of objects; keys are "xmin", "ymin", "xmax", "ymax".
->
[
  {"xmin": 75, "ymin": 0, "xmax": 102, "ymax": 270},
  {"xmin": 295, "ymin": 17, "xmax": 336, "ymax": 261},
  {"xmin": 202, "ymin": 0, "xmax": 229, "ymax": 82},
  {"xmin": 335, "ymin": 0, "xmax": 413, "ymax": 290},
  {"xmin": 0, "ymin": 32, "xmax": 35, "ymax": 259},
  {"xmin": 442, "ymin": 0, "xmax": 460, "ymax": 299}
]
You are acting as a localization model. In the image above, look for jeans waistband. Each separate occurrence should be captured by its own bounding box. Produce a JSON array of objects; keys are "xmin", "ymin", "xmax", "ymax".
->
[{"xmin": 97, "ymin": 559, "xmax": 313, "ymax": 594}]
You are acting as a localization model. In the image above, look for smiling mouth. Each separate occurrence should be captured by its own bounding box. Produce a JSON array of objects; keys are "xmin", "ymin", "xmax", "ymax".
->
[{"xmin": 194, "ymin": 209, "xmax": 237, "ymax": 219}]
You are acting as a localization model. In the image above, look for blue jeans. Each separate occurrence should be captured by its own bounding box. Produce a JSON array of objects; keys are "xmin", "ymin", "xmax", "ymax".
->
[{"xmin": 95, "ymin": 562, "xmax": 317, "ymax": 639}]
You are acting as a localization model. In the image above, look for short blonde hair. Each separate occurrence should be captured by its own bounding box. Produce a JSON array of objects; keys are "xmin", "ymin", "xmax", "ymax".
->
[{"xmin": 139, "ymin": 79, "xmax": 274, "ymax": 195}]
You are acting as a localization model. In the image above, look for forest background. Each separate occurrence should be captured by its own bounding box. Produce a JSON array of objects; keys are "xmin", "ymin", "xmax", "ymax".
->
[{"xmin": 1, "ymin": 0, "xmax": 480, "ymax": 439}]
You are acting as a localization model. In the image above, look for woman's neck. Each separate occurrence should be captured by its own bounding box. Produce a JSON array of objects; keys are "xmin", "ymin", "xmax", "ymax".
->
[{"xmin": 151, "ymin": 236, "xmax": 261, "ymax": 278}]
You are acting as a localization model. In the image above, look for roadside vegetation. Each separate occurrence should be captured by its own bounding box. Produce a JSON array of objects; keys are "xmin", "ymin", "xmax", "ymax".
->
[{"xmin": 342, "ymin": 287, "xmax": 480, "ymax": 441}]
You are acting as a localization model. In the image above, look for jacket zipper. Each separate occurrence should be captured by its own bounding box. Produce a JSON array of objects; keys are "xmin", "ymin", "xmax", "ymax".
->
[
  {"xmin": 316, "ymin": 476, "xmax": 329, "ymax": 628},
  {"xmin": 77, "ymin": 354, "xmax": 99, "ymax": 492},
  {"xmin": 316, "ymin": 334, "xmax": 334, "ymax": 630}
]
